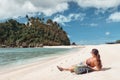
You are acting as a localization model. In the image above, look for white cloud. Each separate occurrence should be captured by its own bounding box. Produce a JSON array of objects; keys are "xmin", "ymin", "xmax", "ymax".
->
[
  {"xmin": 0, "ymin": 0, "xmax": 69, "ymax": 19},
  {"xmin": 80, "ymin": 23, "xmax": 98, "ymax": 27},
  {"xmin": 1, "ymin": 0, "xmax": 120, "ymax": 19},
  {"xmin": 67, "ymin": 35, "xmax": 71, "ymax": 38},
  {"xmin": 53, "ymin": 13, "xmax": 85, "ymax": 25},
  {"xmin": 107, "ymin": 12, "xmax": 120, "ymax": 22},
  {"xmin": 105, "ymin": 32, "xmax": 110, "ymax": 35},
  {"xmin": 95, "ymin": 8, "xmax": 106, "ymax": 15},
  {"xmin": 90, "ymin": 23, "xmax": 98, "ymax": 27},
  {"xmin": 74, "ymin": 0, "xmax": 120, "ymax": 9}
]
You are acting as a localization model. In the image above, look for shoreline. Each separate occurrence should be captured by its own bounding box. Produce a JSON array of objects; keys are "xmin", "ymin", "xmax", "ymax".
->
[
  {"xmin": 0, "ymin": 45, "xmax": 85, "ymax": 48},
  {"xmin": 0, "ymin": 47, "xmax": 82, "ymax": 72},
  {"xmin": 0, "ymin": 44, "xmax": 120, "ymax": 80},
  {"xmin": 0, "ymin": 55, "xmax": 59, "ymax": 74},
  {"xmin": 43, "ymin": 45, "xmax": 85, "ymax": 48}
]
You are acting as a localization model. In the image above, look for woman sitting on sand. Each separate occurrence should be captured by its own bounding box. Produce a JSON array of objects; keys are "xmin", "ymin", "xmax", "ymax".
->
[{"xmin": 57, "ymin": 49, "xmax": 102, "ymax": 74}]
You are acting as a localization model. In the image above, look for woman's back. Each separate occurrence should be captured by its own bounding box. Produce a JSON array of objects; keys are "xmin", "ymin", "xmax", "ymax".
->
[{"xmin": 86, "ymin": 57, "xmax": 102, "ymax": 70}]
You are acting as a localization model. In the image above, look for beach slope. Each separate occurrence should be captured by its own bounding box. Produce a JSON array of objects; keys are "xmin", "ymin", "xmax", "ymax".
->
[{"xmin": 0, "ymin": 44, "xmax": 120, "ymax": 80}]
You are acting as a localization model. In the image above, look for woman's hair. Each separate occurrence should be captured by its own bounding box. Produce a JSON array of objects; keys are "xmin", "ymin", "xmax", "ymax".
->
[{"xmin": 92, "ymin": 49, "xmax": 102, "ymax": 69}]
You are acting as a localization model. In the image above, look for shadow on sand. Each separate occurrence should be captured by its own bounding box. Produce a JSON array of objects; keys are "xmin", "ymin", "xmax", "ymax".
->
[{"xmin": 101, "ymin": 67, "xmax": 111, "ymax": 71}]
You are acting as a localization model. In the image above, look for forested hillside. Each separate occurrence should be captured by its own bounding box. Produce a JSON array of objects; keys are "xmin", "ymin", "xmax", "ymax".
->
[{"xmin": 0, "ymin": 16, "xmax": 70, "ymax": 47}]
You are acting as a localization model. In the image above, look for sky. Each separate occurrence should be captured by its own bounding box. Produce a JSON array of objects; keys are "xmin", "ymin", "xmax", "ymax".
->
[{"xmin": 0, "ymin": 0, "xmax": 120, "ymax": 45}]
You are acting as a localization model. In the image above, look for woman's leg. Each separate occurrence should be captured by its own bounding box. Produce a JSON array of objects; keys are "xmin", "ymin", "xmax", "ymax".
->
[{"xmin": 57, "ymin": 65, "xmax": 76, "ymax": 72}]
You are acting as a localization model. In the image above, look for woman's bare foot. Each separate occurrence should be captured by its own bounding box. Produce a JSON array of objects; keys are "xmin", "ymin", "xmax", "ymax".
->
[{"xmin": 57, "ymin": 66, "xmax": 63, "ymax": 71}]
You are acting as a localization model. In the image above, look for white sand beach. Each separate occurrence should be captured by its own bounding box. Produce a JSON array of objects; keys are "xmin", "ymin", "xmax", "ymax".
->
[
  {"xmin": 0, "ymin": 44, "xmax": 120, "ymax": 80},
  {"xmin": 43, "ymin": 45, "xmax": 85, "ymax": 48}
]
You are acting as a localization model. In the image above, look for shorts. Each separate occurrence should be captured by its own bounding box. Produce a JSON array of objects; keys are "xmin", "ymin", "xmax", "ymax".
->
[{"xmin": 74, "ymin": 65, "xmax": 93, "ymax": 74}]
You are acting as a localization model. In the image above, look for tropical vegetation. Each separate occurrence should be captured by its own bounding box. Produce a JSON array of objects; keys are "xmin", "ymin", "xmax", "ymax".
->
[{"xmin": 0, "ymin": 16, "xmax": 70, "ymax": 47}]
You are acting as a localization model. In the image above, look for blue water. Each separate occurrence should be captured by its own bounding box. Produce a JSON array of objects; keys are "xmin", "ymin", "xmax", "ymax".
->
[{"xmin": 0, "ymin": 48, "xmax": 74, "ymax": 67}]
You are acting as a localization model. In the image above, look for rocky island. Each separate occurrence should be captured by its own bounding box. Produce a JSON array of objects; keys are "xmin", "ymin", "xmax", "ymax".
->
[{"xmin": 0, "ymin": 16, "xmax": 70, "ymax": 48}]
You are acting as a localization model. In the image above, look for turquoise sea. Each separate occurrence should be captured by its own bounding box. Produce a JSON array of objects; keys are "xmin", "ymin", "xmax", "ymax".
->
[{"xmin": 0, "ymin": 48, "xmax": 76, "ymax": 68}]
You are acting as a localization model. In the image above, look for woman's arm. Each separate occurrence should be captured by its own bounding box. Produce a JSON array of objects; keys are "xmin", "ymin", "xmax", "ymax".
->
[{"xmin": 90, "ymin": 66, "xmax": 100, "ymax": 71}]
